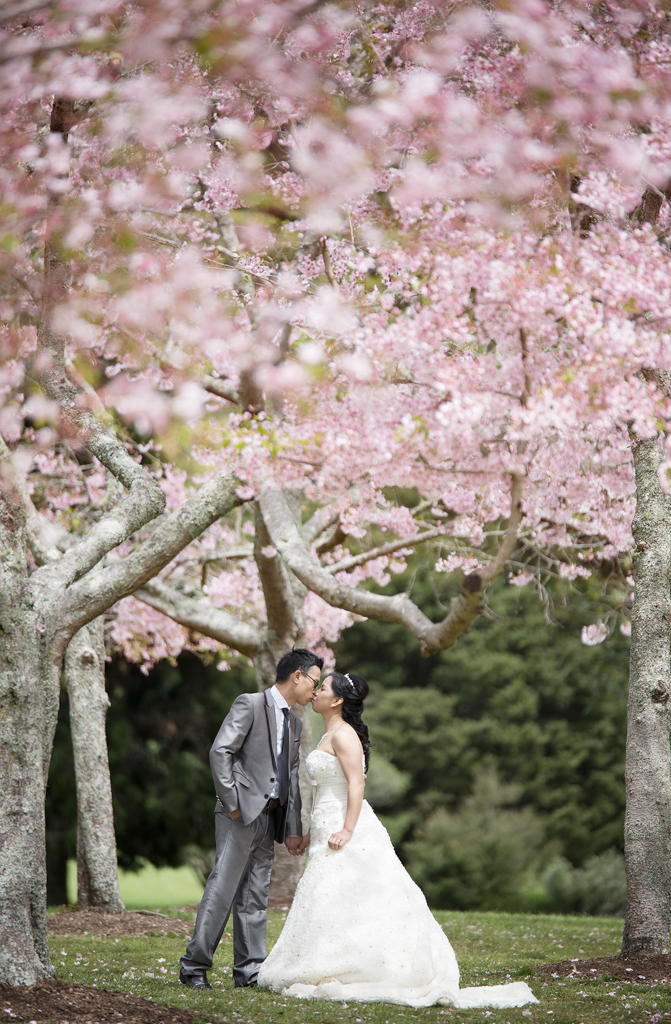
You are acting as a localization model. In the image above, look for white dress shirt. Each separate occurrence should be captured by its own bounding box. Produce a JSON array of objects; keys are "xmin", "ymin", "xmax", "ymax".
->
[{"xmin": 268, "ymin": 684, "xmax": 289, "ymax": 799}]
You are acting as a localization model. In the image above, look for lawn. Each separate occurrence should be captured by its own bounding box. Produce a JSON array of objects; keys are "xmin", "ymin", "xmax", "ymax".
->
[
  {"xmin": 49, "ymin": 908, "xmax": 671, "ymax": 1024},
  {"xmin": 65, "ymin": 859, "xmax": 204, "ymax": 909}
]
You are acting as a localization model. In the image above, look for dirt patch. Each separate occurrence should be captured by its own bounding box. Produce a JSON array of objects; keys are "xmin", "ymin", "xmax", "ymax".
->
[
  {"xmin": 47, "ymin": 911, "xmax": 193, "ymax": 938},
  {"xmin": 538, "ymin": 953, "xmax": 671, "ymax": 984},
  {"xmin": 268, "ymin": 894, "xmax": 293, "ymax": 912},
  {"xmin": 0, "ymin": 979, "xmax": 196, "ymax": 1024},
  {"xmin": 180, "ymin": 895, "xmax": 293, "ymax": 913}
]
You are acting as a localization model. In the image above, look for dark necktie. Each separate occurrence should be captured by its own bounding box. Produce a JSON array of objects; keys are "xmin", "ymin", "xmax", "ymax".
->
[{"xmin": 277, "ymin": 707, "xmax": 291, "ymax": 806}]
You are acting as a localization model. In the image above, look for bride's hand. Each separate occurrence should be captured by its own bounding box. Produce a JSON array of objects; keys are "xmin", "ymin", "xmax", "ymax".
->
[{"xmin": 328, "ymin": 828, "xmax": 352, "ymax": 850}]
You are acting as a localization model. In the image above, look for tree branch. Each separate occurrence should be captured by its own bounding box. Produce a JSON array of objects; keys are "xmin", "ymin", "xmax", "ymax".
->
[
  {"xmin": 135, "ymin": 579, "xmax": 261, "ymax": 658},
  {"xmin": 0, "ymin": 33, "xmax": 100, "ymax": 67},
  {"xmin": 259, "ymin": 485, "xmax": 436, "ymax": 649},
  {"xmin": 631, "ymin": 186, "xmax": 664, "ymax": 226},
  {"xmin": 320, "ymin": 238, "xmax": 338, "ymax": 290},
  {"xmin": 303, "ymin": 488, "xmax": 361, "ymax": 546},
  {"xmin": 253, "ymin": 501, "xmax": 301, "ymax": 648},
  {"xmin": 314, "ymin": 521, "xmax": 346, "ymax": 555},
  {"xmin": 326, "ymin": 527, "xmax": 451, "ymax": 574},
  {"xmin": 0, "ymin": 0, "xmax": 56, "ymax": 27},
  {"xmin": 0, "ymin": 437, "xmax": 61, "ymax": 564},
  {"xmin": 641, "ymin": 368, "xmax": 671, "ymax": 402},
  {"xmin": 259, "ymin": 475, "xmax": 524, "ymax": 656},
  {"xmin": 55, "ymin": 471, "xmax": 243, "ymax": 640},
  {"xmin": 171, "ymin": 544, "xmax": 253, "ymax": 567},
  {"xmin": 424, "ymin": 474, "xmax": 524, "ymax": 652},
  {"xmin": 203, "ymin": 375, "xmax": 240, "ymax": 404}
]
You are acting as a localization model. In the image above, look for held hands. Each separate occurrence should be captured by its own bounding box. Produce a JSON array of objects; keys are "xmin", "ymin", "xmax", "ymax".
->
[
  {"xmin": 297, "ymin": 831, "xmax": 311, "ymax": 855},
  {"xmin": 328, "ymin": 828, "xmax": 352, "ymax": 851},
  {"xmin": 284, "ymin": 835, "xmax": 304, "ymax": 857},
  {"xmin": 285, "ymin": 832, "xmax": 311, "ymax": 856}
]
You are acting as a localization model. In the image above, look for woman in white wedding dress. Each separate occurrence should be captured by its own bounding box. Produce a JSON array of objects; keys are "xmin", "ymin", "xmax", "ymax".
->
[{"xmin": 257, "ymin": 671, "xmax": 538, "ymax": 1010}]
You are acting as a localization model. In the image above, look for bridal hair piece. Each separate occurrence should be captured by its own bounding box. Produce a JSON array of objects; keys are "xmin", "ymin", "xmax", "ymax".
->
[{"xmin": 344, "ymin": 673, "xmax": 355, "ymax": 688}]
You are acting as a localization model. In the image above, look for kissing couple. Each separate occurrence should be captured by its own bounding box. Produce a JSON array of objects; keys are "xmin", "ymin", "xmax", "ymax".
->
[{"xmin": 179, "ymin": 647, "xmax": 537, "ymax": 1009}]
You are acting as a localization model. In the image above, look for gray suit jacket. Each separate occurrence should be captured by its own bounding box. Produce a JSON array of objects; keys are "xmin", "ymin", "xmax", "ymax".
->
[{"xmin": 209, "ymin": 689, "xmax": 303, "ymax": 841}]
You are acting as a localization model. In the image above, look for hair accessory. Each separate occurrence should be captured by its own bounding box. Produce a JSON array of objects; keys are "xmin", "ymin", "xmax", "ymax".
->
[{"xmin": 344, "ymin": 673, "xmax": 355, "ymax": 688}]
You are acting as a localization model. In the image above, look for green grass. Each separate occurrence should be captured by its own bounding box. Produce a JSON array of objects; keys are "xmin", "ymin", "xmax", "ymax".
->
[
  {"xmin": 65, "ymin": 859, "xmax": 204, "ymax": 909},
  {"xmin": 50, "ymin": 908, "xmax": 671, "ymax": 1024}
]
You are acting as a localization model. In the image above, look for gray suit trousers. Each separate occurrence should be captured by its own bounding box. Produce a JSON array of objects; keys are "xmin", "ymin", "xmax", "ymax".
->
[{"xmin": 180, "ymin": 804, "xmax": 275, "ymax": 985}]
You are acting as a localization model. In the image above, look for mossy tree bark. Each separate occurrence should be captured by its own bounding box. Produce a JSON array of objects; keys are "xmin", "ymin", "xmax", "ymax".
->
[
  {"xmin": 620, "ymin": 188, "xmax": 671, "ymax": 956},
  {"xmin": 622, "ymin": 401, "xmax": 671, "ymax": 954},
  {"xmin": 65, "ymin": 619, "xmax": 124, "ymax": 913},
  {"xmin": 0, "ymin": 501, "xmax": 60, "ymax": 984}
]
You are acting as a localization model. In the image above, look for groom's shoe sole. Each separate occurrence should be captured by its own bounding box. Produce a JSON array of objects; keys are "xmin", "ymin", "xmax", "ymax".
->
[{"xmin": 179, "ymin": 969, "xmax": 212, "ymax": 990}]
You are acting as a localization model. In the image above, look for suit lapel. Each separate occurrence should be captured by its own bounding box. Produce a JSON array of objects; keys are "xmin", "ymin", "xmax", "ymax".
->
[{"xmin": 264, "ymin": 689, "xmax": 278, "ymax": 770}]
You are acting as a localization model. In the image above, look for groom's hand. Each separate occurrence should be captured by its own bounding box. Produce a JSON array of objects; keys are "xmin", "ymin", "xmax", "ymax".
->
[
  {"xmin": 228, "ymin": 808, "xmax": 242, "ymax": 820},
  {"xmin": 297, "ymin": 831, "xmax": 311, "ymax": 854},
  {"xmin": 284, "ymin": 835, "xmax": 302, "ymax": 856}
]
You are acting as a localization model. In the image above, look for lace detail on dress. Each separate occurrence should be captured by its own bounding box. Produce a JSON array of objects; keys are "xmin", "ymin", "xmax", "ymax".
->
[
  {"xmin": 307, "ymin": 749, "xmax": 364, "ymax": 848},
  {"xmin": 257, "ymin": 749, "xmax": 538, "ymax": 1010},
  {"xmin": 307, "ymin": 747, "xmax": 347, "ymax": 783}
]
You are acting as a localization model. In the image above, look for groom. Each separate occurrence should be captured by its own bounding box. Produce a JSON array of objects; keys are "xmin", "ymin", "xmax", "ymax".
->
[{"xmin": 179, "ymin": 647, "xmax": 323, "ymax": 990}]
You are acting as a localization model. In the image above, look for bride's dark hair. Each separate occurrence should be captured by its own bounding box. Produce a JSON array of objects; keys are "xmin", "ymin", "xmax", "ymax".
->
[{"xmin": 330, "ymin": 671, "xmax": 371, "ymax": 772}]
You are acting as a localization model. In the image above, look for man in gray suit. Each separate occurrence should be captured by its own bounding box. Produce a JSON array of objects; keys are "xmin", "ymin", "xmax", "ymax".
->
[{"xmin": 179, "ymin": 647, "xmax": 323, "ymax": 990}]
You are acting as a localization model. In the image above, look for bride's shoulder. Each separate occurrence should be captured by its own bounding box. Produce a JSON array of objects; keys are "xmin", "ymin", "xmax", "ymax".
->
[{"xmin": 332, "ymin": 721, "xmax": 362, "ymax": 753}]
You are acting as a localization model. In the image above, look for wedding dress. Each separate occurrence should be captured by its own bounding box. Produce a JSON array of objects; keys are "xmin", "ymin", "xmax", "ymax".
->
[{"xmin": 257, "ymin": 749, "xmax": 538, "ymax": 1008}]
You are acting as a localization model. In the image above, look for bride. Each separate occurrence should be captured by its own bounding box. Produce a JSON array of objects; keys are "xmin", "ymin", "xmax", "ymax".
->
[{"xmin": 257, "ymin": 671, "xmax": 538, "ymax": 1009}]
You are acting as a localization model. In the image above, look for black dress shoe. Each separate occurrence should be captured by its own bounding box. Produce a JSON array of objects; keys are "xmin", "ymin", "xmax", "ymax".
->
[
  {"xmin": 234, "ymin": 979, "xmax": 258, "ymax": 988},
  {"xmin": 179, "ymin": 968, "xmax": 212, "ymax": 990}
]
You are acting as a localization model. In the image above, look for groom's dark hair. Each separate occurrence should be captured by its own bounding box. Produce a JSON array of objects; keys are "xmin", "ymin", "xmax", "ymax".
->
[{"xmin": 276, "ymin": 646, "xmax": 323, "ymax": 683}]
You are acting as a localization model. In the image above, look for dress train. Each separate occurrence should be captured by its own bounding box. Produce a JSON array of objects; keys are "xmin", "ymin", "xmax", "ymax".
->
[{"xmin": 257, "ymin": 750, "xmax": 537, "ymax": 1009}]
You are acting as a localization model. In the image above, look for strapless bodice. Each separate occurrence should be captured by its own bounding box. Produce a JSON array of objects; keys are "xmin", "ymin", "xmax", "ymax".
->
[
  {"xmin": 305, "ymin": 748, "xmax": 372, "ymax": 850},
  {"xmin": 306, "ymin": 748, "xmax": 347, "ymax": 784},
  {"xmin": 305, "ymin": 749, "xmax": 349, "ymax": 810}
]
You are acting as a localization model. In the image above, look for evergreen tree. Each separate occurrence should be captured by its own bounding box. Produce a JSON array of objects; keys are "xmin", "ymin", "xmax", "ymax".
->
[{"xmin": 334, "ymin": 572, "xmax": 628, "ymax": 871}]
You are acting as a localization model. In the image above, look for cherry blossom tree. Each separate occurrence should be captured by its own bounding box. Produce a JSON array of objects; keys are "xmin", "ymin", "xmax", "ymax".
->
[
  {"xmin": 0, "ymin": 2, "xmax": 249, "ymax": 981},
  {"xmin": 105, "ymin": 0, "xmax": 671, "ymax": 958},
  {"xmin": 4, "ymin": 0, "xmax": 671, "ymax": 987}
]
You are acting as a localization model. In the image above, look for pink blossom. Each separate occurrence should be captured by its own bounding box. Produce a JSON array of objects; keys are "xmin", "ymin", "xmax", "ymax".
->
[
  {"xmin": 509, "ymin": 572, "xmax": 534, "ymax": 587},
  {"xmin": 2, "ymin": 0, "xmax": 670, "ymax": 679},
  {"xmin": 581, "ymin": 624, "xmax": 609, "ymax": 646}
]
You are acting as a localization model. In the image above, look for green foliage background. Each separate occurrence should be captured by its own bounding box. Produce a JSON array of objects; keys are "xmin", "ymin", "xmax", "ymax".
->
[
  {"xmin": 46, "ymin": 569, "xmax": 629, "ymax": 913},
  {"xmin": 331, "ymin": 571, "xmax": 628, "ymax": 912}
]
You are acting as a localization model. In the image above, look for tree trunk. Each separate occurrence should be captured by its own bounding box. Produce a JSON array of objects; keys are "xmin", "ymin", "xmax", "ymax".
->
[
  {"xmin": 65, "ymin": 619, "xmax": 124, "ymax": 913},
  {"xmin": 293, "ymin": 702, "xmax": 314, "ymax": 832},
  {"xmin": 268, "ymin": 846, "xmax": 305, "ymax": 908},
  {"xmin": 622, "ymin": 434, "xmax": 671, "ymax": 955},
  {"xmin": 0, "ymin": 536, "xmax": 59, "ymax": 983}
]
